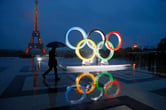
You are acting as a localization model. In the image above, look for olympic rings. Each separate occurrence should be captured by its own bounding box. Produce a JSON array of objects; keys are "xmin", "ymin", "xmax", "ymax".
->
[
  {"xmin": 65, "ymin": 72, "xmax": 121, "ymax": 104},
  {"xmin": 76, "ymin": 39, "xmax": 97, "ymax": 61},
  {"xmin": 65, "ymin": 27, "xmax": 123, "ymax": 62},
  {"xmin": 66, "ymin": 27, "xmax": 87, "ymax": 50},
  {"xmin": 65, "ymin": 85, "xmax": 86, "ymax": 104},
  {"xmin": 89, "ymin": 87, "xmax": 103, "ymax": 101},
  {"xmin": 104, "ymin": 80, "xmax": 121, "ymax": 98},
  {"xmin": 87, "ymin": 29, "xmax": 105, "ymax": 49},
  {"xmin": 76, "ymin": 73, "xmax": 96, "ymax": 94},
  {"xmin": 106, "ymin": 31, "xmax": 122, "ymax": 51},
  {"xmin": 96, "ymin": 72, "xmax": 114, "ymax": 91},
  {"xmin": 65, "ymin": 27, "xmax": 122, "ymax": 104},
  {"xmin": 97, "ymin": 41, "xmax": 114, "ymax": 61}
]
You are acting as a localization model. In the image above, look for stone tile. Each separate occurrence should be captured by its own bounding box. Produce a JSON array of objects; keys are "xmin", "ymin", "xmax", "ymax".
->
[
  {"xmin": 151, "ymin": 88, "xmax": 166, "ymax": 97},
  {"xmin": 45, "ymin": 96, "xmax": 155, "ymax": 110},
  {"xmin": 0, "ymin": 66, "xmax": 7, "ymax": 72},
  {"xmin": 0, "ymin": 57, "xmax": 166, "ymax": 110}
]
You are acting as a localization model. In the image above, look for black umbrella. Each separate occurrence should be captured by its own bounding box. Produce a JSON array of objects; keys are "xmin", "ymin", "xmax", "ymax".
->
[{"xmin": 46, "ymin": 41, "xmax": 66, "ymax": 48}]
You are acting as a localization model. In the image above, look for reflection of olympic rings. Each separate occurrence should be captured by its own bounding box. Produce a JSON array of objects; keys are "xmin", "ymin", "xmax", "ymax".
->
[
  {"xmin": 65, "ymin": 27, "xmax": 123, "ymax": 61},
  {"xmin": 76, "ymin": 73, "xmax": 96, "ymax": 94},
  {"xmin": 65, "ymin": 85, "xmax": 86, "ymax": 104},
  {"xmin": 89, "ymin": 88, "xmax": 103, "ymax": 101},
  {"xmin": 96, "ymin": 72, "xmax": 114, "ymax": 91},
  {"xmin": 65, "ymin": 72, "xmax": 121, "ymax": 104},
  {"xmin": 104, "ymin": 80, "xmax": 121, "ymax": 98}
]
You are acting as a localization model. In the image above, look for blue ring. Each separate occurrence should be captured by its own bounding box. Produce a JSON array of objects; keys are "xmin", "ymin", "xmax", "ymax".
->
[
  {"xmin": 65, "ymin": 27, "xmax": 87, "ymax": 50},
  {"xmin": 65, "ymin": 85, "xmax": 86, "ymax": 104}
]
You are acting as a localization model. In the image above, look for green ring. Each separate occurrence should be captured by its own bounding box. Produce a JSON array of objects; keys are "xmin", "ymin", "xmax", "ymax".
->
[
  {"xmin": 96, "ymin": 72, "xmax": 113, "ymax": 91},
  {"xmin": 97, "ymin": 41, "xmax": 114, "ymax": 61}
]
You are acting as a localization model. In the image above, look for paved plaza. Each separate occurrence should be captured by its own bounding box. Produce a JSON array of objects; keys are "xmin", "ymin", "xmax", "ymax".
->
[{"xmin": 0, "ymin": 57, "xmax": 166, "ymax": 110}]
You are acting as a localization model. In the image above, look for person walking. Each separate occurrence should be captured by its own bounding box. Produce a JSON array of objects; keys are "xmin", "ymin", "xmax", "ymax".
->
[{"xmin": 42, "ymin": 47, "xmax": 60, "ymax": 81}]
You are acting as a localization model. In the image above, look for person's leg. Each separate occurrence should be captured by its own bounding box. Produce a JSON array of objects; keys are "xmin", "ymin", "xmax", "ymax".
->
[
  {"xmin": 43, "ymin": 66, "xmax": 52, "ymax": 79},
  {"xmin": 54, "ymin": 65, "xmax": 60, "ymax": 80}
]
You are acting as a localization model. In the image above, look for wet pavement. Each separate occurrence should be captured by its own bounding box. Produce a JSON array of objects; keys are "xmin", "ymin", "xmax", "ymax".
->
[{"xmin": 0, "ymin": 57, "xmax": 166, "ymax": 110}]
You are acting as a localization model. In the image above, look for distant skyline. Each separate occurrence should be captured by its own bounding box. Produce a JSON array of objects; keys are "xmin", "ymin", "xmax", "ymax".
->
[{"xmin": 0, "ymin": 0, "xmax": 166, "ymax": 50}]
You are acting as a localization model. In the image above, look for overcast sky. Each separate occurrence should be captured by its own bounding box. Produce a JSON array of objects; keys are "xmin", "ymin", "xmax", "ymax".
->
[{"xmin": 0, "ymin": 0, "xmax": 166, "ymax": 50}]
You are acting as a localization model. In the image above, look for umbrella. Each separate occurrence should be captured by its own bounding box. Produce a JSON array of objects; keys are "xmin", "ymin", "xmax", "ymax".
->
[{"xmin": 46, "ymin": 41, "xmax": 66, "ymax": 48}]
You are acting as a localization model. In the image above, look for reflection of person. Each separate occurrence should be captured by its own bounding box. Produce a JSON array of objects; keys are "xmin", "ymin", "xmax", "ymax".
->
[
  {"xmin": 42, "ymin": 47, "xmax": 60, "ymax": 81},
  {"xmin": 42, "ymin": 80, "xmax": 58, "ymax": 108}
]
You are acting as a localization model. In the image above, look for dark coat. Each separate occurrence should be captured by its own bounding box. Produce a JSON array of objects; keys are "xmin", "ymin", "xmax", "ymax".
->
[{"xmin": 48, "ymin": 49, "xmax": 57, "ymax": 67}]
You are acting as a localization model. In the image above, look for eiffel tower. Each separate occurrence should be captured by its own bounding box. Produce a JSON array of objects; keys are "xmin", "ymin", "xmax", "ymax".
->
[{"xmin": 25, "ymin": 0, "xmax": 46, "ymax": 54}]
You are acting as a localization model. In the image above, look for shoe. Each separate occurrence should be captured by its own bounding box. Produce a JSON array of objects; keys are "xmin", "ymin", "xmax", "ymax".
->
[{"xmin": 42, "ymin": 74, "xmax": 46, "ymax": 79}]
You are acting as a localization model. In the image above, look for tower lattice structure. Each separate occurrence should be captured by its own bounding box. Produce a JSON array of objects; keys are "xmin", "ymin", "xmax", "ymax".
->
[{"xmin": 25, "ymin": 0, "xmax": 46, "ymax": 54}]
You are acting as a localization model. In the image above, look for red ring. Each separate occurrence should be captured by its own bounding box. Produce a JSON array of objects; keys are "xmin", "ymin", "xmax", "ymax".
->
[
  {"xmin": 104, "ymin": 80, "xmax": 121, "ymax": 98},
  {"xmin": 106, "ymin": 31, "xmax": 122, "ymax": 51}
]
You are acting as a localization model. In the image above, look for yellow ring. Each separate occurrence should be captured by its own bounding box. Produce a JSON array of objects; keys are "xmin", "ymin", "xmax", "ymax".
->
[
  {"xmin": 76, "ymin": 73, "xmax": 96, "ymax": 94},
  {"xmin": 75, "ymin": 39, "xmax": 97, "ymax": 61}
]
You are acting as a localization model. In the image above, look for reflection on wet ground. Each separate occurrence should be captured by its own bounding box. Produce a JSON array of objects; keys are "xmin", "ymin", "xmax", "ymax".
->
[
  {"xmin": 127, "ymin": 52, "xmax": 166, "ymax": 77},
  {"xmin": 0, "ymin": 57, "xmax": 166, "ymax": 110}
]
